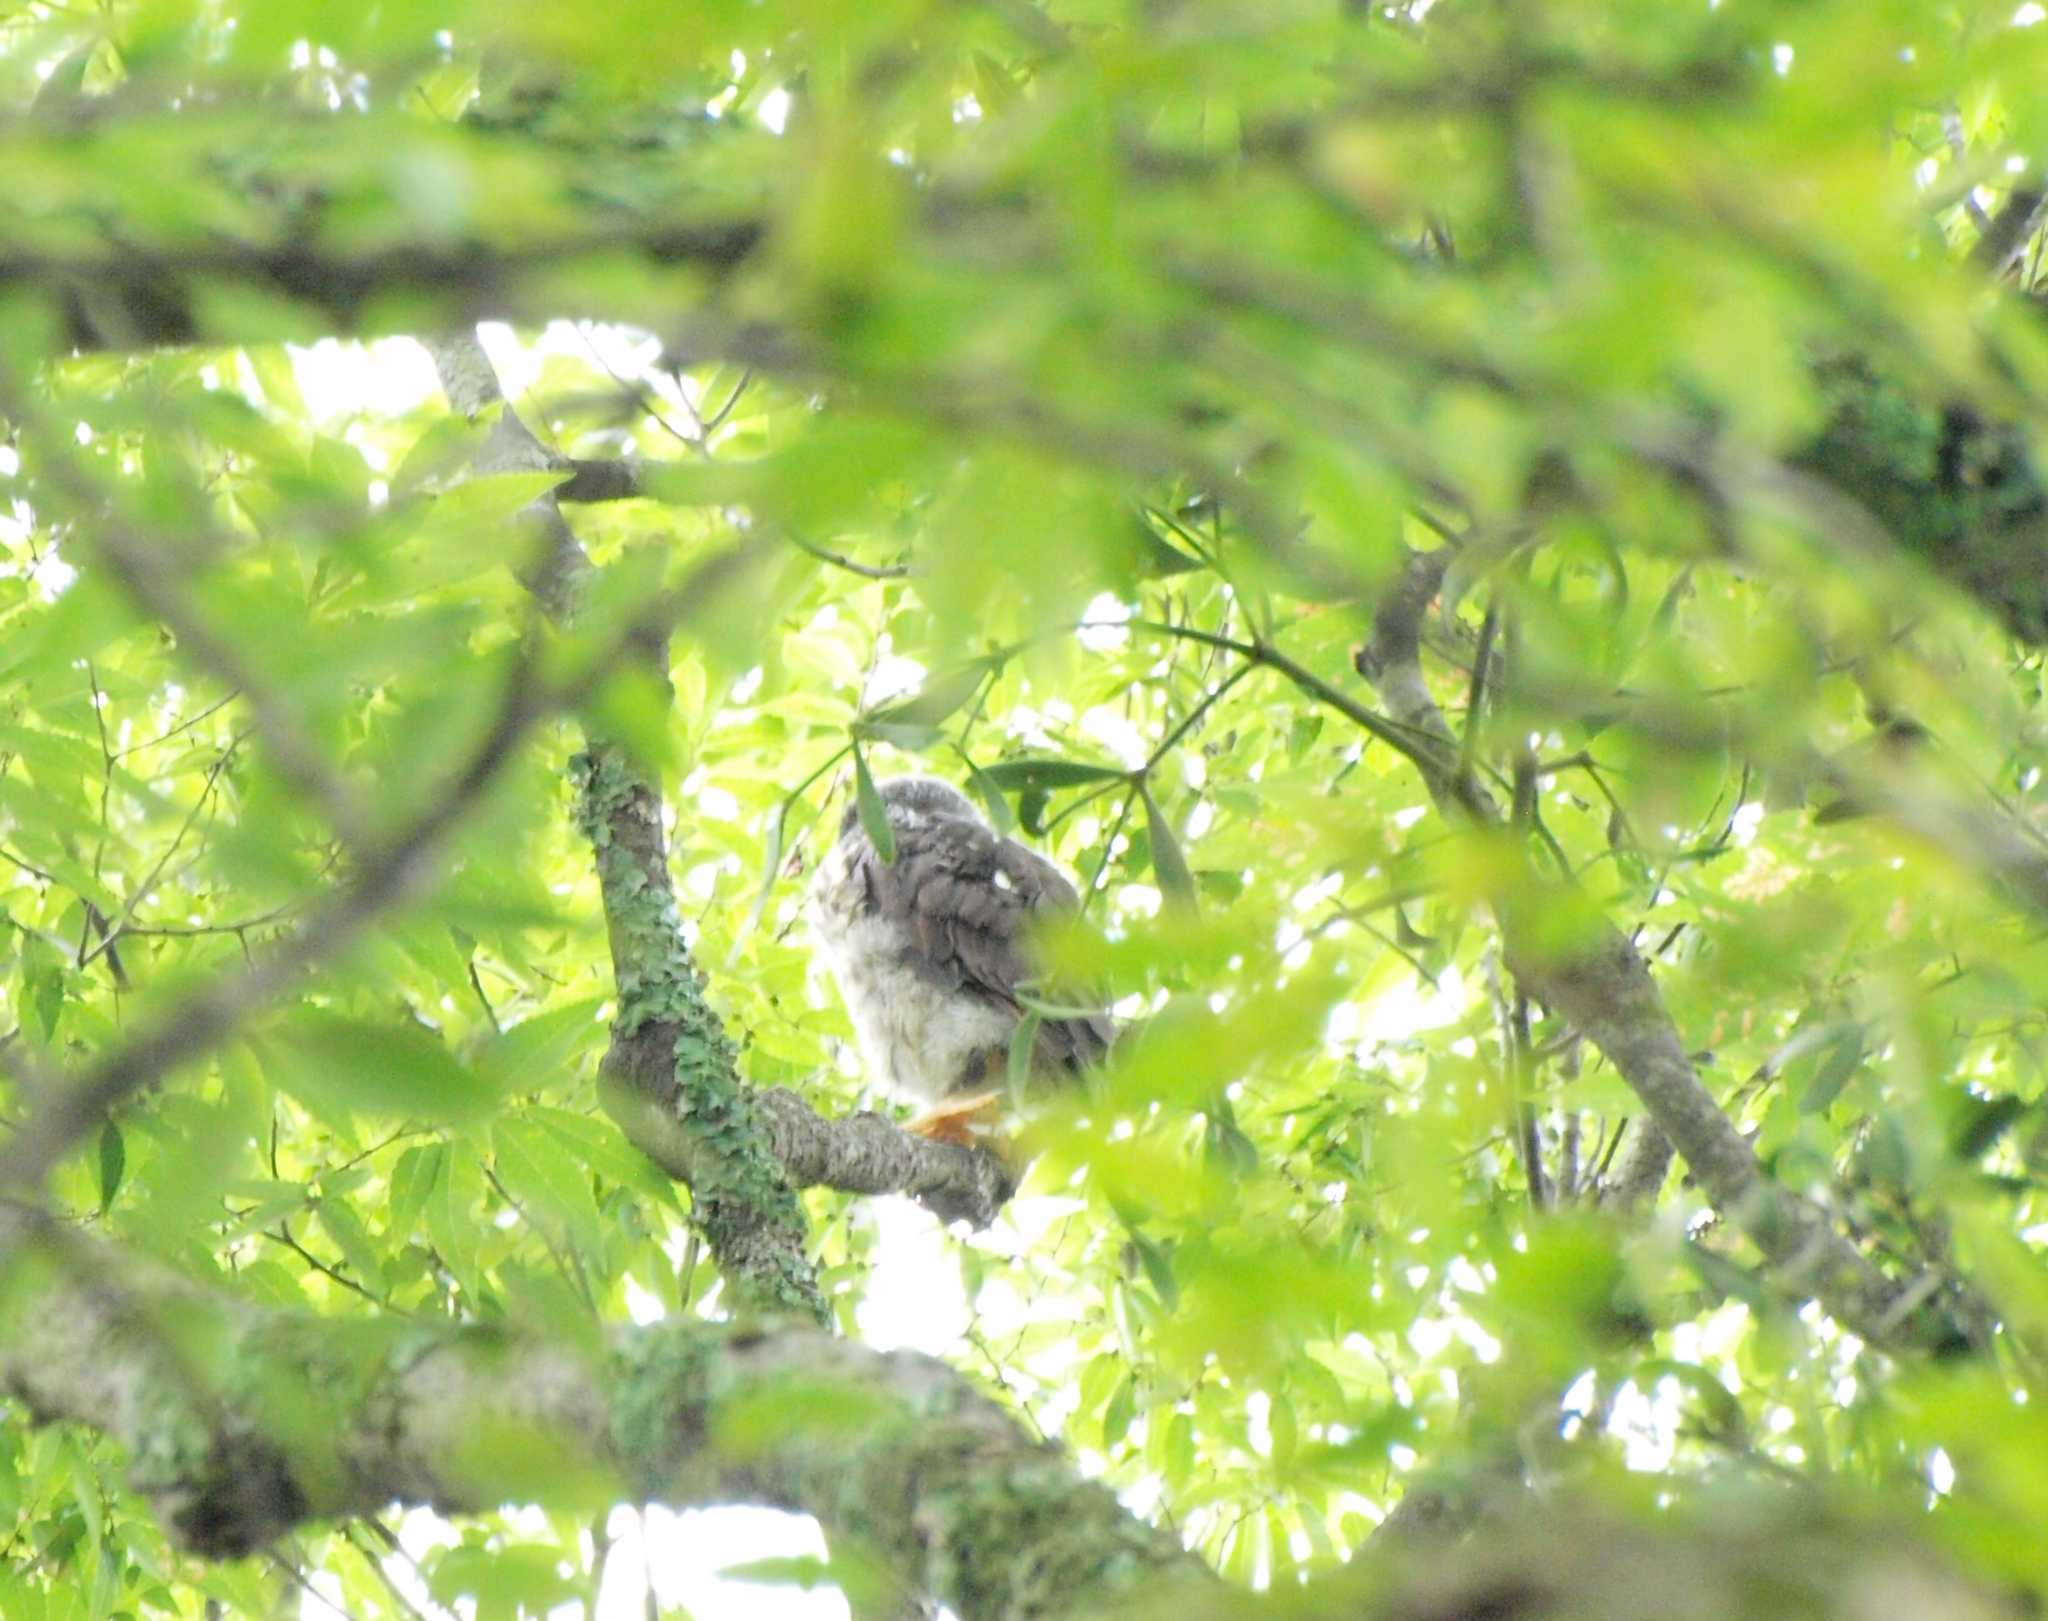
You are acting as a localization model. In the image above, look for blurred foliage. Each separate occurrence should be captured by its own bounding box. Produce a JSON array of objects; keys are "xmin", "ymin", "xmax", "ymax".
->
[{"xmin": 0, "ymin": 0, "xmax": 2044, "ymax": 1616}]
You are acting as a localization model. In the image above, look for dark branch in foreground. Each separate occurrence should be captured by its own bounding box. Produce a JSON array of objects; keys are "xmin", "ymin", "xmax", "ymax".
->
[
  {"xmin": 0, "ymin": 1203, "xmax": 1197, "ymax": 1621},
  {"xmin": 0, "ymin": 637, "xmax": 554, "ymax": 1200},
  {"xmin": 45, "ymin": 221, "xmax": 765, "ymax": 351}
]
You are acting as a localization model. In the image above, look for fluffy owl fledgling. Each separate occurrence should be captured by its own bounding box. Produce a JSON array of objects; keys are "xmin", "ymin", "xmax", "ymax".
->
[{"xmin": 807, "ymin": 775, "xmax": 1114, "ymax": 1138}]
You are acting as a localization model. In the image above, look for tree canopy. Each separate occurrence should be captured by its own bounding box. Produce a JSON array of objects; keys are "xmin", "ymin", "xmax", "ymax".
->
[{"xmin": 1, "ymin": 0, "xmax": 2047, "ymax": 1617}]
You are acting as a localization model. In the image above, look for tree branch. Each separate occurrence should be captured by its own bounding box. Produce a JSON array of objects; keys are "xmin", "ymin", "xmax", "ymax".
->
[
  {"xmin": 423, "ymin": 325, "xmax": 1032, "ymax": 1257},
  {"xmin": 0, "ymin": 1202, "xmax": 1200, "ymax": 1620},
  {"xmin": 0, "ymin": 639, "xmax": 556, "ymax": 1200},
  {"xmin": 428, "ymin": 327, "xmax": 827, "ymax": 1320},
  {"xmin": 37, "ymin": 221, "xmax": 765, "ymax": 351},
  {"xmin": 1350, "ymin": 548, "xmax": 1990, "ymax": 1354}
]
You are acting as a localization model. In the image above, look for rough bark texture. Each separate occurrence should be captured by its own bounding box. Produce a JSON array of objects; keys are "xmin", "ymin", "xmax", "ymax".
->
[
  {"xmin": 7, "ymin": 1203, "xmax": 2006, "ymax": 1621},
  {"xmin": 428, "ymin": 332, "xmax": 827, "ymax": 1322},
  {"xmin": 0, "ymin": 1204, "xmax": 1197, "ymax": 1619},
  {"xmin": 572, "ymin": 748, "xmax": 830, "ymax": 1320}
]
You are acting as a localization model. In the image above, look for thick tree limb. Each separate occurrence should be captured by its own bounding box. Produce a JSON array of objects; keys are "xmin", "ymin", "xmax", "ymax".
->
[
  {"xmin": 0, "ymin": 1202, "xmax": 1198, "ymax": 1620},
  {"xmin": 17, "ymin": 1199, "xmax": 1995, "ymax": 1621},
  {"xmin": 40, "ymin": 221, "xmax": 765, "ymax": 351}
]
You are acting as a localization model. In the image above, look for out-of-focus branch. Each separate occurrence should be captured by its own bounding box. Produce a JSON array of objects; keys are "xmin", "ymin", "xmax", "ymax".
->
[
  {"xmin": 1345, "ymin": 1494, "xmax": 2016, "ymax": 1621},
  {"xmin": 0, "ymin": 636, "xmax": 553, "ymax": 1198},
  {"xmin": 1972, "ymin": 183, "xmax": 2045, "ymax": 272},
  {"xmin": 41, "ymin": 220, "xmax": 765, "ymax": 351},
  {"xmin": 556, "ymin": 456, "xmax": 646, "ymax": 503},
  {"xmin": 0, "ymin": 1201, "xmax": 1201, "ymax": 1617},
  {"xmin": 1600, "ymin": 1122, "xmax": 1678, "ymax": 1216}
]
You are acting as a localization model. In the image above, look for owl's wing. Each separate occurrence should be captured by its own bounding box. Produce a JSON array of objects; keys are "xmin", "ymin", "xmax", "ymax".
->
[{"xmin": 868, "ymin": 811, "xmax": 1115, "ymax": 1074}]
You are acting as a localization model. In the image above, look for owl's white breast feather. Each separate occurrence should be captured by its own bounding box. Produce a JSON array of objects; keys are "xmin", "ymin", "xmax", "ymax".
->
[{"xmin": 808, "ymin": 837, "xmax": 1017, "ymax": 1106}]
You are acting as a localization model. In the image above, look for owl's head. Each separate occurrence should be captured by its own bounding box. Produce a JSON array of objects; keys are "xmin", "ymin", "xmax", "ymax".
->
[{"xmin": 837, "ymin": 775, "xmax": 981, "ymax": 840}]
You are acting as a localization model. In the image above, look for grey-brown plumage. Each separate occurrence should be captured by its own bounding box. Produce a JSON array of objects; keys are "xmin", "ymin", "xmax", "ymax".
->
[{"xmin": 808, "ymin": 776, "xmax": 1114, "ymax": 1109}]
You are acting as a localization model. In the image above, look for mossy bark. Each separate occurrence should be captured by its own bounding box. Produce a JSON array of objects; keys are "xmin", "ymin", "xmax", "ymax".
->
[{"xmin": 0, "ymin": 1204, "xmax": 1196, "ymax": 1619}]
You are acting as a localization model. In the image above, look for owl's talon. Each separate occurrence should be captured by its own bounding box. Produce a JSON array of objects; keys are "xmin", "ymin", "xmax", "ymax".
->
[{"xmin": 907, "ymin": 1092, "xmax": 1002, "ymax": 1146}]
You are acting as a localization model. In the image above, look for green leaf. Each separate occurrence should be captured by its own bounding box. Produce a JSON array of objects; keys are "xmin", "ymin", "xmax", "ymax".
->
[
  {"xmin": 388, "ymin": 1143, "xmax": 444, "ymax": 1239},
  {"xmin": 853, "ymin": 720, "xmax": 944, "ymax": 749},
  {"xmin": 860, "ymin": 660, "xmax": 992, "ymax": 730},
  {"xmin": 1140, "ymin": 782, "xmax": 1198, "ymax": 912},
  {"xmin": 1102, "ymin": 1373, "xmax": 1137, "ymax": 1448},
  {"xmin": 16, "ymin": 931, "xmax": 66, "ymax": 1042},
  {"xmin": 417, "ymin": 469, "xmax": 565, "ymax": 534},
  {"xmin": 314, "ymin": 1194, "xmax": 387, "ymax": 1294},
  {"xmin": 390, "ymin": 410, "xmax": 494, "ymax": 500},
  {"xmin": 1799, "ymin": 1026, "xmax": 1865, "ymax": 1115},
  {"xmin": 1007, "ymin": 1008, "xmax": 1041, "ymax": 1107},
  {"xmin": 978, "ymin": 758, "xmax": 1128, "ymax": 791},
  {"xmin": 1164, "ymin": 1411, "xmax": 1196, "ymax": 1491},
  {"xmin": 477, "ymin": 998, "xmax": 607, "ymax": 1094},
  {"xmin": 492, "ymin": 1113, "xmax": 603, "ymax": 1260},
  {"xmin": 68, "ymin": 1446, "xmax": 102, "ymax": 1547},
  {"xmin": 1269, "ymin": 1391, "xmax": 1299, "ymax": 1469},
  {"xmin": 749, "ymin": 796, "xmax": 789, "ymax": 928},
  {"xmin": 425, "ymin": 1147, "xmax": 483, "ymax": 1287},
  {"xmin": 1204, "ymin": 1108, "xmax": 1259, "ymax": 1177},
  {"xmin": 221, "ymin": 1179, "xmax": 309, "ymax": 1238},
  {"xmin": 715, "ymin": 1555, "xmax": 834, "ymax": 1590},
  {"xmin": 1128, "ymin": 1226, "xmax": 1180, "ymax": 1311},
  {"xmin": 275, "ymin": 1016, "xmax": 500, "ymax": 1125},
  {"xmin": 960, "ymin": 755, "xmax": 1018, "ymax": 834},
  {"xmin": 529, "ymin": 1105, "xmax": 677, "ymax": 1202},
  {"xmin": 853, "ymin": 743, "xmax": 895, "ymax": 864},
  {"xmin": 95, "ymin": 1121, "xmax": 124, "ymax": 1214},
  {"xmin": 426, "ymin": 1540, "xmax": 583, "ymax": 1620}
]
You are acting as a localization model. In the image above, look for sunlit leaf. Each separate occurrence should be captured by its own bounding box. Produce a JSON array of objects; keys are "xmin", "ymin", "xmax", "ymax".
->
[{"xmin": 853, "ymin": 743, "xmax": 895, "ymax": 865}]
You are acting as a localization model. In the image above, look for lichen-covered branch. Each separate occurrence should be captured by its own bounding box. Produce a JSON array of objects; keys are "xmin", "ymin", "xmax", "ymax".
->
[
  {"xmin": 427, "ymin": 332, "xmax": 1015, "ymax": 1303},
  {"xmin": 754, "ymin": 1089, "xmax": 1015, "ymax": 1226},
  {"xmin": 0, "ymin": 1203, "xmax": 1199, "ymax": 1620},
  {"xmin": 426, "ymin": 331, "xmax": 828, "ymax": 1322},
  {"xmin": 571, "ymin": 749, "xmax": 827, "ymax": 1321}
]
